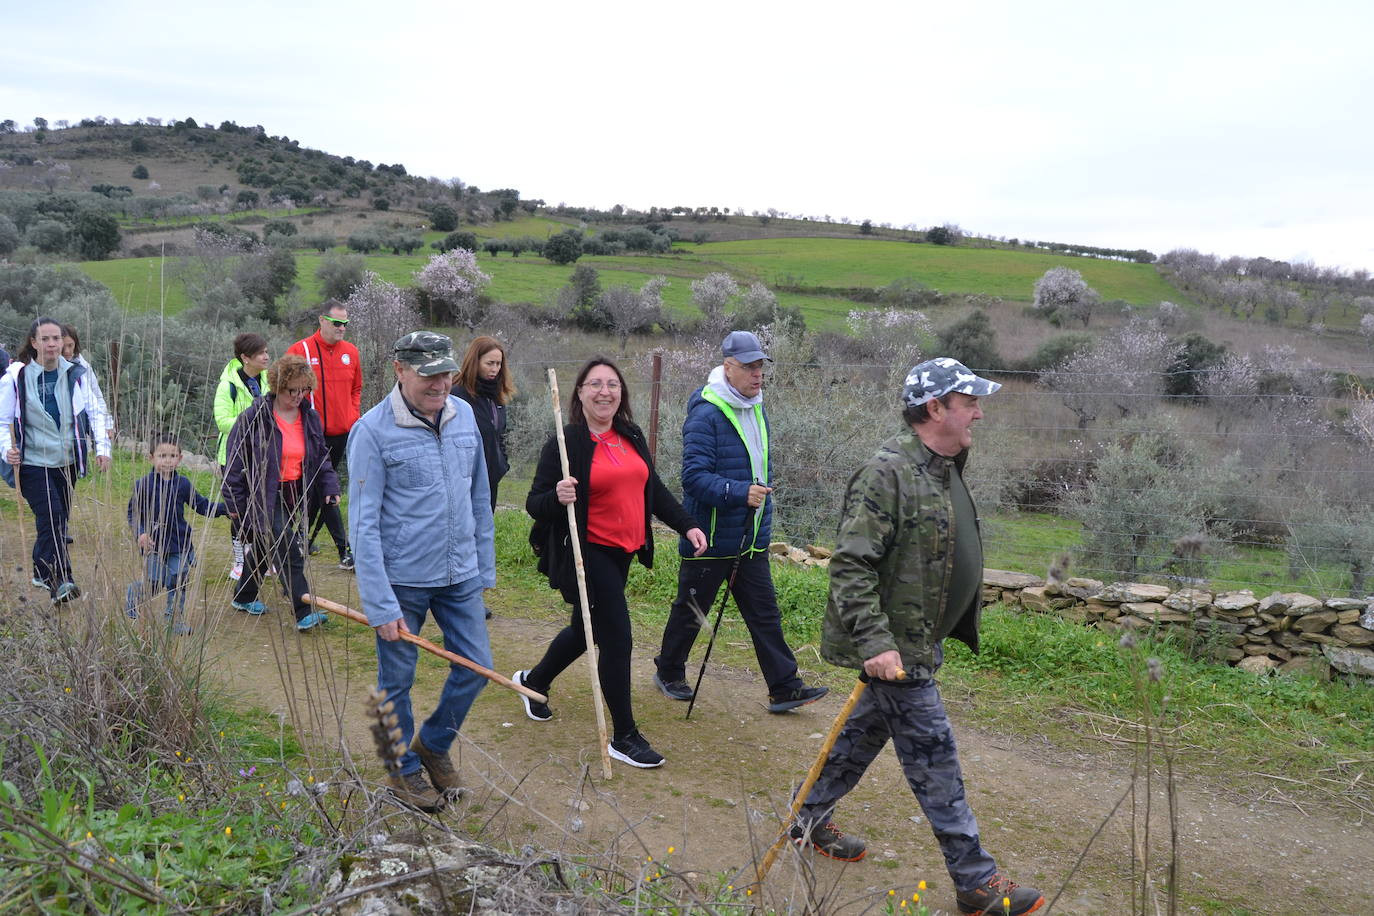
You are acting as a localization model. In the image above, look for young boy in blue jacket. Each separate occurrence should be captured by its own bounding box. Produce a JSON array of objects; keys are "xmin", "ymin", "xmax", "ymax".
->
[{"xmin": 126, "ymin": 433, "xmax": 227, "ymax": 634}]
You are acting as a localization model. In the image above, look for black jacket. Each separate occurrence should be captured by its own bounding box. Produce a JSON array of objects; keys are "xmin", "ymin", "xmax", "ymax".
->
[
  {"xmin": 453, "ymin": 384, "xmax": 508, "ymax": 503},
  {"xmin": 527, "ymin": 419, "xmax": 696, "ymax": 605}
]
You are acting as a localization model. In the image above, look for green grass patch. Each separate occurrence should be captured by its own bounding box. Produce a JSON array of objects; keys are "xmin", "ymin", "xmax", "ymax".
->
[{"xmin": 694, "ymin": 237, "xmax": 1188, "ymax": 305}]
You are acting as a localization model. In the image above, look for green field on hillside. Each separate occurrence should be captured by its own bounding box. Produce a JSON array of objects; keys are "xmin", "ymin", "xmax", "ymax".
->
[
  {"xmin": 74, "ymin": 234, "xmax": 1187, "ymax": 331},
  {"xmin": 695, "ymin": 238, "xmax": 1184, "ymax": 304}
]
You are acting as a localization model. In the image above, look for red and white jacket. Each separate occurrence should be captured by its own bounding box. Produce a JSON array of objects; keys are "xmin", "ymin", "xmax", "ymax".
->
[{"xmin": 287, "ymin": 332, "xmax": 362, "ymax": 437}]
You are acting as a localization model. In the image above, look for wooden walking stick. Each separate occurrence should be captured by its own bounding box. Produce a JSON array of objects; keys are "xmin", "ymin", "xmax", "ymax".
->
[
  {"xmin": 547, "ymin": 367, "xmax": 614, "ymax": 779},
  {"xmin": 303, "ymin": 594, "xmax": 548, "ymax": 704},
  {"xmin": 753, "ymin": 669, "xmax": 904, "ymax": 888}
]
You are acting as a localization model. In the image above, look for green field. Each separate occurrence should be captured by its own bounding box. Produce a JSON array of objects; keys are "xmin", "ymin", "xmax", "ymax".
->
[
  {"xmin": 77, "ymin": 234, "xmax": 1187, "ymax": 331},
  {"xmin": 693, "ymin": 237, "xmax": 1184, "ymax": 304}
]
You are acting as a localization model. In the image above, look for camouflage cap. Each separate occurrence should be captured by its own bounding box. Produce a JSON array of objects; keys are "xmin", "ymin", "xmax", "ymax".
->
[
  {"xmin": 902, "ymin": 357, "xmax": 1001, "ymax": 407},
  {"xmin": 393, "ymin": 331, "xmax": 459, "ymax": 376}
]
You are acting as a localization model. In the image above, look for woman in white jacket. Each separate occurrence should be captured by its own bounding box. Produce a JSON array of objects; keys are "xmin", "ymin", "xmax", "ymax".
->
[
  {"xmin": 0, "ymin": 317, "xmax": 111, "ymax": 604},
  {"xmin": 61, "ymin": 324, "xmax": 114, "ymax": 443}
]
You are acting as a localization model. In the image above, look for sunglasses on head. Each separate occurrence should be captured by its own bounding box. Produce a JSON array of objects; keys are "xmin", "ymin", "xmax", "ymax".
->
[{"xmin": 324, "ymin": 317, "xmax": 349, "ymax": 328}]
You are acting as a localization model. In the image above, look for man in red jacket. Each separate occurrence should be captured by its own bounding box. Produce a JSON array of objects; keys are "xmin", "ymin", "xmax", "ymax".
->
[{"xmin": 288, "ymin": 299, "xmax": 361, "ymax": 569}]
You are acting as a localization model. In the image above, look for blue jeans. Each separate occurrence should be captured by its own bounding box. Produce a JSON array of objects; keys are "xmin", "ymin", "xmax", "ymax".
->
[
  {"xmin": 126, "ymin": 550, "xmax": 194, "ymax": 620},
  {"xmin": 376, "ymin": 576, "xmax": 491, "ymax": 776}
]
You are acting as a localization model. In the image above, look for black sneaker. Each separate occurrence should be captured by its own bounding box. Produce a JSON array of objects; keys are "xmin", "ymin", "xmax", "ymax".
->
[
  {"xmin": 338, "ymin": 549, "xmax": 354, "ymax": 571},
  {"xmin": 768, "ymin": 684, "xmax": 829, "ymax": 713},
  {"xmin": 513, "ymin": 670, "xmax": 552, "ymax": 722},
  {"xmin": 789, "ymin": 820, "xmax": 867, "ymax": 861},
  {"xmin": 308, "ymin": 542, "xmax": 321, "ymax": 556},
  {"xmin": 956, "ymin": 873, "xmax": 1045, "ymax": 916},
  {"xmin": 608, "ymin": 730, "xmax": 665, "ymax": 768},
  {"xmin": 653, "ymin": 671, "xmax": 694, "ymax": 701}
]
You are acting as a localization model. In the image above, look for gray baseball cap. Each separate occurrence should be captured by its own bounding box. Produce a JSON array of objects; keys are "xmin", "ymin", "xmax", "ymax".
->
[
  {"xmin": 902, "ymin": 357, "xmax": 1001, "ymax": 407},
  {"xmin": 394, "ymin": 331, "xmax": 459, "ymax": 376},
  {"xmin": 722, "ymin": 330, "xmax": 770, "ymax": 363}
]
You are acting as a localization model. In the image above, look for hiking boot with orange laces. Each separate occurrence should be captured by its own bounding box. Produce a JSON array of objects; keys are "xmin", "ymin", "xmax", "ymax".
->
[
  {"xmin": 789, "ymin": 819, "xmax": 866, "ymax": 861},
  {"xmin": 956, "ymin": 872, "xmax": 1044, "ymax": 915}
]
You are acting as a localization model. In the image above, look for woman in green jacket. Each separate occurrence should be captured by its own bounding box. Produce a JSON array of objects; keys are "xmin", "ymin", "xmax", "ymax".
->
[{"xmin": 213, "ymin": 332, "xmax": 271, "ymax": 580}]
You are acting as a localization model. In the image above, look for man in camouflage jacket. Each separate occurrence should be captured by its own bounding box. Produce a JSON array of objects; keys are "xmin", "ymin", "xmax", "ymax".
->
[{"xmin": 792, "ymin": 358, "xmax": 1045, "ymax": 916}]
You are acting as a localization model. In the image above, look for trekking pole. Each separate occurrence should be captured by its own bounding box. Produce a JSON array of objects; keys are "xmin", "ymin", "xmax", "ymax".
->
[
  {"xmin": 303, "ymin": 594, "xmax": 548, "ymax": 703},
  {"xmin": 752, "ymin": 668, "xmax": 904, "ymax": 888},
  {"xmin": 547, "ymin": 367, "xmax": 614, "ymax": 780},
  {"xmin": 684, "ymin": 495, "xmax": 759, "ymax": 721}
]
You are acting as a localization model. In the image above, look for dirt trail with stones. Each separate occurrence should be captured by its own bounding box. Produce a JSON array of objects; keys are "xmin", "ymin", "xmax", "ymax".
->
[
  {"xmin": 3, "ymin": 503, "xmax": 1370, "ymax": 916},
  {"xmin": 198, "ymin": 559, "xmax": 1372, "ymax": 916}
]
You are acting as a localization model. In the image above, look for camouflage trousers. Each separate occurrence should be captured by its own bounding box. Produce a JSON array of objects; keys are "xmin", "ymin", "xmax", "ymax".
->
[{"xmin": 798, "ymin": 677, "xmax": 998, "ymax": 891}]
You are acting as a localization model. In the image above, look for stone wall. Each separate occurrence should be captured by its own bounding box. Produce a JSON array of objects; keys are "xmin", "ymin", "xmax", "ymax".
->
[
  {"xmin": 767, "ymin": 544, "xmax": 1374, "ymax": 680},
  {"xmin": 984, "ymin": 570, "xmax": 1374, "ymax": 680}
]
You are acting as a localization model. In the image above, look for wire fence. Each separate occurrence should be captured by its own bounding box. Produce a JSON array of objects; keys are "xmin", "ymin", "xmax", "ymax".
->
[{"xmin": 6, "ymin": 312, "xmax": 1374, "ymax": 599}]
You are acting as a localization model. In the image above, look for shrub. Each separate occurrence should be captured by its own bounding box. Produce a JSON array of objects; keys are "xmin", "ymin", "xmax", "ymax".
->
[
  {"xmin": 936, "ymin": 309, "xmax": 1000, "ymax": 370},
  {"xmin": 433, "ymin": 230, "xmax": 479, "ymax": 253},
  {"xmin": 1068, "ymin": 425, "xmax": 1235, "ymax": 581},
  {"xmin": 25, "ymin": 219, "xmax": 67, "ymax": 253},
  {"xmin": 371, "ymin": 197, "xmax": 390, "ymax": 211},
  {"xmin": 262, "ymin": 219, "xmax": 297, "ymax": 238},
  {"xmin": 543, "ymin": 229, "xmax": 583, "ymax": 265},
  {"xmin": 430, "ymin": 203, "xmax": 459, "ymax": 231},
  {"xmin": 301, "ymin": 233, "xmax": 334, "ymax": 252},
  {"xmin": 1022, "ymin": 333, "xmax": 1093, "ymax": 372},
  {"xmin": 315, "ymin": 250, "xmax": 367, "ymax": 300},
  {"xmin": 131, "ymin": 164, "xmax": 149, "ymax": 180}
]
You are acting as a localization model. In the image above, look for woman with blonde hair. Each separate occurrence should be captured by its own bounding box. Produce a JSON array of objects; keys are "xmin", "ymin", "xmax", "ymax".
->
[
  {"xmin": 452, "ymin": 336, "xmax": 515, "ymax": 511},
  {"xmin": 222, "ymin": 354, "xmax": 339, "ymax": 631}
]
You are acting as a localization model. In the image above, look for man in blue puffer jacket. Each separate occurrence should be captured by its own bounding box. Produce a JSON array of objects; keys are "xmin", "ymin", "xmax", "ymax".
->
[{"xmin": 653, "ymin": 331, "xmax": 828, "ymax": 713}]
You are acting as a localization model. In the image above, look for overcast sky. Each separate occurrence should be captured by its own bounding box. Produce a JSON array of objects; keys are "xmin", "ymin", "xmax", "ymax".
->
[{"xmin": 3, "ymin": 0, "xmax": 1370, "ymax": 271}]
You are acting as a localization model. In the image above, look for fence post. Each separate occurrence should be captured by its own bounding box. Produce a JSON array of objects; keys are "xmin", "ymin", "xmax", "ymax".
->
[{"xmin": 648, "ymin": 349, "xmax": 663, "ymax": 462}]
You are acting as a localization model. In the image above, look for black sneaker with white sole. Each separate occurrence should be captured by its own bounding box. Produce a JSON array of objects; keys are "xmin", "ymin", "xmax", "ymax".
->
[
  {"xmin": 513, "ymin": 670, "xmax": 552, "ymax": 722},
  {"xmin": 608, "ymin": 729, "xmax": 665, "ymax": 768},
  {"xmin": 653, "ymin": 671, "xmax": 694, "ymax": 701},
  {"xmin": 768, "ymin": 684, "xmax": 829, "ymax": 713}
]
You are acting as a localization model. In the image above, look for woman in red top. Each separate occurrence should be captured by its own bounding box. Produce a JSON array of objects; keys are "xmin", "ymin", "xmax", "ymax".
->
[
  {"xmin": 223, "ymin": 354, "xmax": 340, "ymax": 631},
  {"xmin": 519, "ymin": 357, "xmax": 707, "ymax": 769}
]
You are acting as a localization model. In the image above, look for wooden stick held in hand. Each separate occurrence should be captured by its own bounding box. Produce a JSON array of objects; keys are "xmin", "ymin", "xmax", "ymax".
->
[
  {"xmin": 303, "ymin": 593, "xmax": 547, "ymax": 703},
  {"xmin": 753, "ymin": 668, "xmax": 905, "ymax": 887},
  {"xmin": 547, "ymin": 367, "xmax": 614, "ymax": 780}
]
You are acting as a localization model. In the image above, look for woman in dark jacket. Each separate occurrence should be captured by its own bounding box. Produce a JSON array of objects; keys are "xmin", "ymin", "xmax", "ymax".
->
[
  {"xmin": 515, "ymin": 357, "xmax": 706, "ymax": 769},
  {"xmin": 223, "ymin": 354, "xmax": 340, "ymax": 631},
  {"xmin": 452, "ymin": 335, "xmax": 514, "ymax": 511}
]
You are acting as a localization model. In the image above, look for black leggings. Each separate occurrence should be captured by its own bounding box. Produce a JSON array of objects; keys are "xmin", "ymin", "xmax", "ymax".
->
[{"xmin": 525, "ymin": 543, "xmax": 637, "ymax": 738}]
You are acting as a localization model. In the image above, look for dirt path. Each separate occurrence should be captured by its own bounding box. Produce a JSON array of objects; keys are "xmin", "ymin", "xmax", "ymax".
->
[
  {"xmin": 3, "ymin": 500, "xmax": 1369, "ymax": 916},
  {"xmin": 200, "ymin": 561, "xmax": 1371, "ymax": 916}
]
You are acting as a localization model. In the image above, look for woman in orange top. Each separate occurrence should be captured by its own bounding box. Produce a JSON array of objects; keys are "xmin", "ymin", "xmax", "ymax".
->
[{"xmin": 223, "ymin": 354, "xmax": 340, "ymax": 631}]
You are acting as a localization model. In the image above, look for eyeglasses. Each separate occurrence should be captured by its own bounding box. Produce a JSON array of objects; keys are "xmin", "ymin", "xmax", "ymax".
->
[
  {"xmin": 284, "ymin": 387, "xmax": 312, "ymax": 397},
  {"xmin": 324, "ymin": 317, "xmax": 349, "ymax": 328},
  {"xmin": 581, "ymin": 380, "xmax": 622, "ymax": 392}
]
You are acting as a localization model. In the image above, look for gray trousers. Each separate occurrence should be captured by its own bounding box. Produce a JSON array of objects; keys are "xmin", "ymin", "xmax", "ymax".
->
[{"xmin": 798, "ymin": 677, "xmax": 998, "ymax": 892}]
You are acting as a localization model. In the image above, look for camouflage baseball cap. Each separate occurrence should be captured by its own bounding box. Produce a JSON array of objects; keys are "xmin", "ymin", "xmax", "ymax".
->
[
  {"xmin": 393, "ymin": 331, "xmax": 459, "ymax": 376},
  {"xmin": 902, "ymin": 357, "xmax": 1001, "ymax": 407}
]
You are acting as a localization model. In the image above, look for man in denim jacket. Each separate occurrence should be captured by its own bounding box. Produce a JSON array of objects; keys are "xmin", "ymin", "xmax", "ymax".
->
[{"xmin": 348, "ymin": 331, "xmax": 494, "ymax": 813}]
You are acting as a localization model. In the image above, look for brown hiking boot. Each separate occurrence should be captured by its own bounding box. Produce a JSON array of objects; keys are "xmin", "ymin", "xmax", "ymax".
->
[
  {"xmin": 389, "ymin": 769, "xmax": 445, "ymax": 813},
  {"xmin": 411, "ymin": 734, "xmax": 464, "ymax": 797},
  {"xmin": 956, "ymin": 872, "xmax": 1045, "ymax": 915}
]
